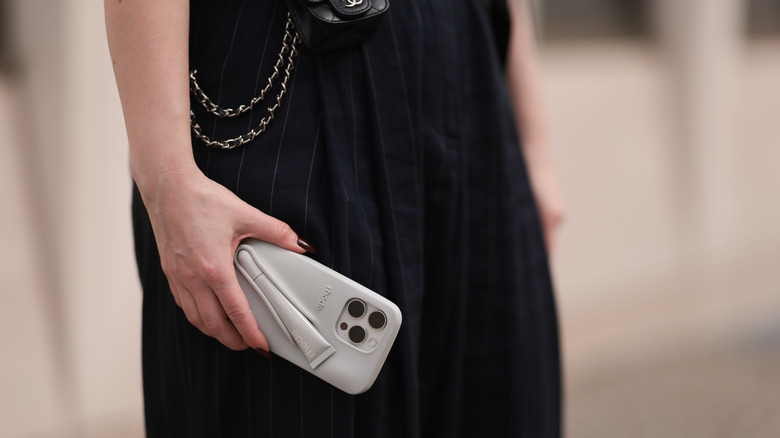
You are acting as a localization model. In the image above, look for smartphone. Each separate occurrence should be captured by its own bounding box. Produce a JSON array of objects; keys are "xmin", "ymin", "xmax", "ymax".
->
[{"xmin": 234, "ymin": 238, "xmax": 402, "ymax": 395}]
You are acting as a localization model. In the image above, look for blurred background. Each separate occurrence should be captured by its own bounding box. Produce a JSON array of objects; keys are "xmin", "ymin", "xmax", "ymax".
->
[{"xmin": 1, "ymin": 0, "xmax": 778, "ymax": 437}]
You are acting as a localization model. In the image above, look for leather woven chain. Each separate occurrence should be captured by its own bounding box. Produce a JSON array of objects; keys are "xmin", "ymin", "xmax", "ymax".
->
[{"xmin": 189, "ymin": 14, "xmax": 301, "ymax": 149}]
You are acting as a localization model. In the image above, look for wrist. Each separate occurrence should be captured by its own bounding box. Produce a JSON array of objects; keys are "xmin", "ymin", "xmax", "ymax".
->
[
  {"xmin": 131, "ymin": 155, "xmax": 202, "ymax": 208},
  {"xmin": 131, "ymin": 155, "xmax": 198, "ymax": 183},
  {"xmin": 129, "ymin": 136, "xmax": 197, "ymax": 182}
]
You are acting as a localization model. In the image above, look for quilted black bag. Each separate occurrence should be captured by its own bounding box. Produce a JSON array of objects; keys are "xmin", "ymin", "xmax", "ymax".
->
[{"xmin": 285, "ymin": 0, "xmax": 390, "ymax": 52}]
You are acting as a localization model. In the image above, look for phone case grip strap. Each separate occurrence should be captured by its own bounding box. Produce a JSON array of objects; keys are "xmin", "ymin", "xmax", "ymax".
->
[{"xmin": 237, "ymin": 250, "xmax": 336, "ymax": 369}]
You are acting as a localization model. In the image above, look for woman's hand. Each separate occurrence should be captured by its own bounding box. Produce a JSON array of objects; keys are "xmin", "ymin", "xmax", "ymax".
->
[
  {"xmin": 523, "ymin": 142, "xmax": 566, "ymax": 254},
  {"xmin": 138, "ymin": 166, "xmax": 309, "ymax": 352}
]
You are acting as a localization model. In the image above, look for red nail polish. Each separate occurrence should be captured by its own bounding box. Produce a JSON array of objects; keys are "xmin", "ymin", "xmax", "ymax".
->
[
  {"xmin": 255, "ymin": 348, "xmax": 272, "ymax": 360},
  {"xmin": 297, "ymin": 237, "xmax": 318, "ymax": 254}
]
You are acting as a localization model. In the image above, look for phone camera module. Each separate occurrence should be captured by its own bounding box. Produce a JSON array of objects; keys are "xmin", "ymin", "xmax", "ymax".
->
[
  {"xmin": 338, "ymin": 300, "xmax": 387, "ymax": 351},
  {"xmin": 348, "ymin": 325, "xmax": 366, "ymax": 344},
  {"xmin": 347, "ymin": 299, "xmax": 366, "ymax": 318},
  {"xmin": 368, "ymin": 311, "xmax": 387, "ymax": 330}
]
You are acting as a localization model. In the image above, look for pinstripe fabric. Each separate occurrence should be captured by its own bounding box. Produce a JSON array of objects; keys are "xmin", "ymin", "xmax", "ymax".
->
[{"xmin": 133, "ymin": 0, "xmax": 561, "ymax": 436}]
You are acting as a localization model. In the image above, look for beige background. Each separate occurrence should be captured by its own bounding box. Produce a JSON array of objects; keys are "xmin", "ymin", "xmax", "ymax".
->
[{"xmin": 1, "ymin": 0, "xmax": 778, "ymax": 437}]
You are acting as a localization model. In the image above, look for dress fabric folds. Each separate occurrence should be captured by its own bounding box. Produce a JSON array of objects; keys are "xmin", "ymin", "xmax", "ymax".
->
[{"xmin": 133, "ymin": 0, "xmax": 561, "ymax": 436}]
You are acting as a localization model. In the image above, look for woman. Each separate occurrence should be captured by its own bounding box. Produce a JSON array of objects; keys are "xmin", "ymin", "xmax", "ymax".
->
[{"xmin": 106, "ymin": 0, "xmax": 564, "ymax": 436}]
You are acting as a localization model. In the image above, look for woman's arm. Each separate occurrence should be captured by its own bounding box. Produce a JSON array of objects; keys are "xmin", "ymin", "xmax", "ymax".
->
[
  {"xmin": 505, "ymin": 0, "xmax": 566, "ymax": 253},
  {"xmin": 105, "ymin": 0, "xmax": 307, "ymax": 353}
]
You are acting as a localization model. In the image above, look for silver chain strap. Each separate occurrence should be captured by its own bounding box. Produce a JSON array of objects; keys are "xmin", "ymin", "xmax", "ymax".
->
[{"xmin": 189, "ymin": 14, "xmax": 301, "ymax": 149}]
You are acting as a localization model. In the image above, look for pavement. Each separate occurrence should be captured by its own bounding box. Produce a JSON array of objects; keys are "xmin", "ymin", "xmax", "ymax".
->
[{"xmin": 544, "ymin": 39, "xmax": 780, "ymax": 438}]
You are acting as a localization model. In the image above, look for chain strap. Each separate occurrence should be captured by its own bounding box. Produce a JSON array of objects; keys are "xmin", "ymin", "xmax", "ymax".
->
[{"xmin": 189, "ymin": 14, "xmax": 301, "ymax": 149}]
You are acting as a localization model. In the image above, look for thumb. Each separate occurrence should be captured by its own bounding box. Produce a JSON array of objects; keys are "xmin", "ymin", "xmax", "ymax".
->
[{"xmin": 236, "ymin": 204, "xmax": 317, "ymax": 255}]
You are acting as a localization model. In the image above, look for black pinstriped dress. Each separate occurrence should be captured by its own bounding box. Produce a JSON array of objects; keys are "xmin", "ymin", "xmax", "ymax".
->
[{"xmin": 132, "ymin": 0, "xmax": 561, "ymax": 436}]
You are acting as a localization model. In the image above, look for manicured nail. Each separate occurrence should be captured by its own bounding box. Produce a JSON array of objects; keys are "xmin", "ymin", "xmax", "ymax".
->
[
  {"xmin": 297, "ymin": 237, "xmax": 318, "ymax": 254},
  {"xmin": 255, "ymin": 348, "xmax": 272, "ymax": 360}
]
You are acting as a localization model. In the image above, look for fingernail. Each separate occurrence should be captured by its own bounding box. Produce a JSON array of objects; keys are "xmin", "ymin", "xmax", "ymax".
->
[
  {"xmin": 255, "ymin": 348, "xmax": 272, "ymax": 360},
  {"xmin": 297, "ymin": 237, "xmax": 318, "ymax": 254}
]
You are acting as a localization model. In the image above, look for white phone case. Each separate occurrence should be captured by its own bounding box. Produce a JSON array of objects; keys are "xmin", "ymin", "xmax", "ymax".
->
[{"xmin": 234, "ymin": 239, "xmax": 402, "ymax": 395}]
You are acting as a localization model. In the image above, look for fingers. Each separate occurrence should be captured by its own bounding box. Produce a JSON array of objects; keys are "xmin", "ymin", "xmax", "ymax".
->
[
  {"xmin": 236, "ymin": 204, "xmax": 310, "ymax": 254},
  {"xmin": 166, "ymin": 255, "xmax": 266, "ymax": 351},
  {"xmin": 167, "ymin": 278, "xmax": 183, "ymax": 308},
  {"xmin": 541, "ymin": 206, "xmax": 565, "ymax": 255},
  {"xmin": 211, "ymin": 276, "xmax": 269, "ymax": 352},
  {"xmin": 193, "ymin": 250, "xmax": 268, "ymax": 350},
  {"xmin": 198, "ymin": 285, "xmax": 252, "ymax": 350},
  {"xmin": 543, "ymin": 228, "xmax": 557, "ymax": 256},
  {"xmin": 168, "ymin": 279, "xmax": 246, "ymax": 350}
]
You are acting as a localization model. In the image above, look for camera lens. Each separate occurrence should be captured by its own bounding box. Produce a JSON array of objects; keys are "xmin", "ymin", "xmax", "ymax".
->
[
  {"xmin": 347, "ymin": 299, "xmax": 365, "ymax": 318},
  {"xmin": 368, "ymin": 311, "xmax": 386, "ymax": 329},
  {"xmin": 348, "ymin": 325, "xmax": 366, "ymax": 344}
]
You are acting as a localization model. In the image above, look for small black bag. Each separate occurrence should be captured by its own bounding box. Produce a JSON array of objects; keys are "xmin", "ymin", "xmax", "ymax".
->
[{"xmin": 285, "ymin": 0, "xmax": 390, "ymax": 52}]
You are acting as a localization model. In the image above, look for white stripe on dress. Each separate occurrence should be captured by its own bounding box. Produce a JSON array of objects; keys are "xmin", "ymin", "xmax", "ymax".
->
[
  {"xmin": 304, "ymin": 116, "xmax": 322, "ymax": 237},
  {"xmin": 346, "ymin": 50, "xmax": 375, "ymax": 283},
  {"xmin": 268, "ymin": 57, "xmax": 300, "ymax": 214}
]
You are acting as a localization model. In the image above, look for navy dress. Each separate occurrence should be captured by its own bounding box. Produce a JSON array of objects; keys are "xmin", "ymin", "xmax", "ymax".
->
[{"xmin": 133, "ymin": 0, "xmax": 561, "ymax": 436}]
